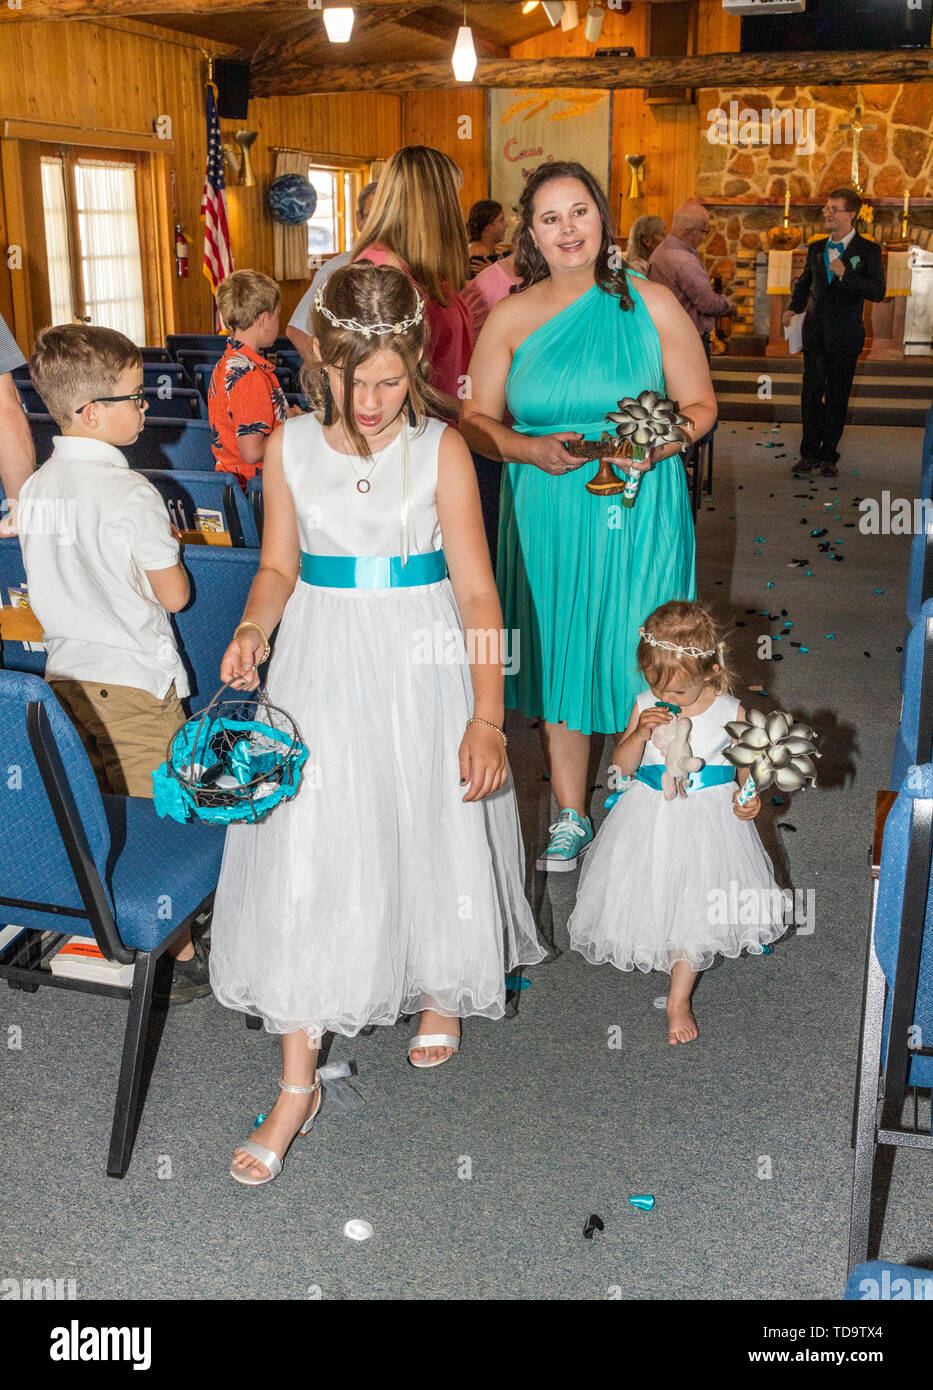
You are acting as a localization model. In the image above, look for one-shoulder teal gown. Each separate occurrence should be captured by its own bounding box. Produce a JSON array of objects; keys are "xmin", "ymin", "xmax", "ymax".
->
[{"xmin": 498, "ymin": 279, "xmax": 696, "ymax": 736}]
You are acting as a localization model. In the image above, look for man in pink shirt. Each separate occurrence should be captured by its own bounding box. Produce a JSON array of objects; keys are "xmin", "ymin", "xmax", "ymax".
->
[{"xmin": 647, "ymin": 202, "xmax": 736, "ymax": 359}]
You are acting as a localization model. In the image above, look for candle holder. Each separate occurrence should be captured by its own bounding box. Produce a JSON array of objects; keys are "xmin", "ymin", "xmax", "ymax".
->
[
  {"xmin": 234, "ymin": 131, "xmax": 258, "ymax": 187},
  {"xmin": 625, "ymin": 154, "xmax": 645, "ymax": 201}
]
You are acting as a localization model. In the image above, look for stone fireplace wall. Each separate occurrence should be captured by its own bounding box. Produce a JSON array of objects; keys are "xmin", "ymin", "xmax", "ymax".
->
[{"xmin": 696, "ymin": 82, "xmax": 933, "ymax": 290}]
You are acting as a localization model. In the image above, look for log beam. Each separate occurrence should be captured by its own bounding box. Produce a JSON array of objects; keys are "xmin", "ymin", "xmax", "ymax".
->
[
  {"xmin": 4, "ymin": 0, "xmax": 536, "ymax": 17},
  {"xmin": 251, "ymin": 48, "xmax": 933, "ymax": 96}
]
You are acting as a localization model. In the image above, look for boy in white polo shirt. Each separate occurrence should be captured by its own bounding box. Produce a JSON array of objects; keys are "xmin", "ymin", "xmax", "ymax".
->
[{"xmin": 19, "ymin": 324, "xmax": 209, "ymax": 1002}]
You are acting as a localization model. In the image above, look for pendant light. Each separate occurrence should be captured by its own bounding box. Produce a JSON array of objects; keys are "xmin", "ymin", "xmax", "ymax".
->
[
  {"xmin": 522, "ymin": 0, "xmax": 539, "ymax": 11},
  {"xmin": 322, "ymin": 7, "xmax": 355, "ymax": 42},
  {"xmin": 451, "ymin": 5, "xmax": 477, "ymax": 83},
  {"xmin": 542, "ymin": 0, "xmax": 564, "ymax": 22},
  {"xmin": 584, "ymin": 4, "xmax": 604, "ymax": 42},
  {"xmin": 561, "ymin": 0, "xmax": 579, "ymax": 31}
]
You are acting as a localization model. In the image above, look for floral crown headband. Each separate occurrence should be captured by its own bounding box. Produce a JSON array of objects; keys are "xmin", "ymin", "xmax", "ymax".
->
[
  {"xmin": 638, "ymin": 626, "xmax": 723, "ymax": 660},
  {"xmin": 313, "ymin": 285, "xmax": 424, "ymax": 341}
]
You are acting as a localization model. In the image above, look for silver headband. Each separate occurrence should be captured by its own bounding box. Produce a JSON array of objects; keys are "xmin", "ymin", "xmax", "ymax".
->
[
  {"xmin": 638, "ymin": 626, "xmax": 718, "ymax": 660},
  {"xmin": 313, "ymin": 285, "xmax": 424, "ymax": 340}
]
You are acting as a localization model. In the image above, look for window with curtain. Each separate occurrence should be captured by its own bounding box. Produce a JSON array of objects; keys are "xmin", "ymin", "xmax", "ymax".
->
[
  {"xmin": 73, "ymin": 161, "xmax": 146, "ymax": 344},
  {"xmin": 40, "ymin": 157, "xmax": 75, "ymax": 326},
  {"xmin": 307, "ymin": 162, "xmax": 362, "ymax": 259},
  {"xmin": 39, "ymin": 153, "xmax": 147, "ymax": 344}
]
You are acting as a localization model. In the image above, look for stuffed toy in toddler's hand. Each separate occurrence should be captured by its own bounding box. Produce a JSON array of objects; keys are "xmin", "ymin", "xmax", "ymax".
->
[{"xmin": 650, "ymin": 715, "xmax": 703, "ymax": 800}]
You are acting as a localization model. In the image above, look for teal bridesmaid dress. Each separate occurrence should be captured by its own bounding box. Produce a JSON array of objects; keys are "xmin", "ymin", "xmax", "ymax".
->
[{"xmin": 498, "ymin": 278, "xmax": 697, "ymax": 736}]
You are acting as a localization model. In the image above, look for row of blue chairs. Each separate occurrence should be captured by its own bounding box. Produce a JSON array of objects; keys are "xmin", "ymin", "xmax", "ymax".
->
[
  {"xmin": 15, "ymin": 343, "xmax": 302, "ymax": 408},
  {"xmin": 849, "ymin": 401, "xmax": 933, "ymax": 1273},
  {"xmin": 0, "ymin": 539, "xmax": 262, "ymax": 706}
]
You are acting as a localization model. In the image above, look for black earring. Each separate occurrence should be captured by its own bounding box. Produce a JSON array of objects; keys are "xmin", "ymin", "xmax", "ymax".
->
[
  {"xmin": 406, "ymin": 394, "xmax": 416, "ymax": 427},
  {"xmin": 321, "ymin": 371, "xmax": 334, "ymax": 427}
]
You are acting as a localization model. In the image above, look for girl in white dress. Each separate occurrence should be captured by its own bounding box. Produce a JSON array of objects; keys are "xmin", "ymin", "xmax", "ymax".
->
[
  {"xmin": 210, "ymin": 263, "xmax": 544, "ymax": 1185},
  {"xmin": 568, "ymin": 601, "xmax": 785, "ymax": 1045}
]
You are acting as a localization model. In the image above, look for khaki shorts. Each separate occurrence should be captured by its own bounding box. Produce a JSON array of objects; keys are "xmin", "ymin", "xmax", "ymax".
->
[{"xmin": 49, "ymin": 679, "xmax": 186, "ymax": 799}]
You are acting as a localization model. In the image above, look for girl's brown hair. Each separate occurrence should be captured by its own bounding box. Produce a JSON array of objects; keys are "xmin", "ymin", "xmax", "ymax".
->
[
  {"xmin": 302, "ymin": 261, "xmax": 445, "ymax": 458},
  {"xmin": 636, "ymin": 600, "xmax": 736, "ymax": 696},
  {"xmin": 510, "ymin": 160, "xmax": 633, "ymax": 311},
  {"xmin": 352, "ymin": 145, "xmax": 469, "ymax": 305}
]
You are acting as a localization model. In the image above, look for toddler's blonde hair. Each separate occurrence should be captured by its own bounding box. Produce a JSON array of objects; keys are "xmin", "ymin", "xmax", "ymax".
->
[{"xmin": 637, "ymin": 600, "xmax": 736, "ymax": 695}]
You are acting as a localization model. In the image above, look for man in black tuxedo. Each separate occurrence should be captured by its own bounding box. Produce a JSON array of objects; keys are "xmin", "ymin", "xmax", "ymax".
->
[{"xmin": 783, "ymin": 187, "xmax": 886, "ymax": 477}]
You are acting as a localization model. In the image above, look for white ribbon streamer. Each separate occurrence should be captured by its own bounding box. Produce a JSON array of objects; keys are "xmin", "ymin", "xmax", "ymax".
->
[{"xmin": 399, "ymin": 420, "xmax": 412, "ymax": 566}]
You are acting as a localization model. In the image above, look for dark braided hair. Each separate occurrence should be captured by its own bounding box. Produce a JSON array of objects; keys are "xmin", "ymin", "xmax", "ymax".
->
[{"xmin": 510, "ymin": 160, "xmax": 633, "ymax": 311}]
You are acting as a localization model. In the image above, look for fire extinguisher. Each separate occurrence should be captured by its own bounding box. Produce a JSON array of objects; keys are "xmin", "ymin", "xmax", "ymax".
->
[{"xmin": 175, "ymin": 224, "xmax": 189, "ymax": 279}]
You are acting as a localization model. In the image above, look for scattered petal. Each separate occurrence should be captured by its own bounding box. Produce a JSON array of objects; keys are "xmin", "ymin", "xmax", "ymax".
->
[{"xmin": 583, "ymin": 1214, "xmax": 605, "ymax": 1239}]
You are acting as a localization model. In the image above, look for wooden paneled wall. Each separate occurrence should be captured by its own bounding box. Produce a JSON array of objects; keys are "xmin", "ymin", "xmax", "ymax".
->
[
  {"xmin": 0, "ymin": 17, "xmax": 401, "ymax": 347},
  {"xmin": 400, "ymin": 89, "xmax": 488, "ymax": 217}
]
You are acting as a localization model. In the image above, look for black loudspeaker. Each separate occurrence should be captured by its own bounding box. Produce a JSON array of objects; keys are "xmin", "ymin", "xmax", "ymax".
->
[{"xmin": 214, "ymin": 59, "xmax": 251, "ymax": 120}]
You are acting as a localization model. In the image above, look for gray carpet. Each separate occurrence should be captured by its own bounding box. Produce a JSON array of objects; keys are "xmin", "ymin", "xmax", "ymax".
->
[{"xmin": 2, "ymin": 420, "xmax": 930, "ymax": 1301}]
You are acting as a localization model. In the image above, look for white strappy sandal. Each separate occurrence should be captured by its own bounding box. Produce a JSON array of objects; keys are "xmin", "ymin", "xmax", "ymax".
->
[
  {"xmin": 230, "ymin": 1074, "xmax": 322, "ymax": 1186},
  {"xmin": 407, "ymin": 1031, "xmax": 461, "ymax": 1069}
]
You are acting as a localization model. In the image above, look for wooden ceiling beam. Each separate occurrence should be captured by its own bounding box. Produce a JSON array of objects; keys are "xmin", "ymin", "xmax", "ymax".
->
[
  {"xmin": 389, "ymin": 9, "xmax": 508, "ymax": 59},
  {"xmin": 3, "ymin": 0, "xmax": 546, "ymax": 18},
  {"xmin": 251, "ymin": 47, "xmax": 933, "ymax": 96},
  {"xmin": 249, "ymin": 5, "xmax": 423, "ymax": 75}
]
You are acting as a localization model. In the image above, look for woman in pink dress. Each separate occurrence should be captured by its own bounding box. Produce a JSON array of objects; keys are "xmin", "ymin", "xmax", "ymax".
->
[{"xmin": 352, "ymin": 146, "xmax": 473, "ymax": 414}]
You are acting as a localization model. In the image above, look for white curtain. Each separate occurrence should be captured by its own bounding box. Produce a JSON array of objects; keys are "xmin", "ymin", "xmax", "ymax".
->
[
  {"xmin": 40, "ymin": 158, "xmax": 75, "ymax": 326},
  {"xmin": 73, "ymin": 160, "xmax": 146, "ymax": 344},
  {"xmin": 273, "ymin": 150, "xmax": 314, "ymax": 282}
]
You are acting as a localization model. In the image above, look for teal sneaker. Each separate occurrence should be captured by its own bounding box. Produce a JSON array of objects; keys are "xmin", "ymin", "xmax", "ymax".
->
[{"xmin": 535, "ymin": 808, "xmax": 594, "ymax": 872}]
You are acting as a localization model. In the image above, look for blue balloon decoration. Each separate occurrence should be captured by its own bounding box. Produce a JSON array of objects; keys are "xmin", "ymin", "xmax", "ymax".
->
[{"xmin": 268, "ymin": 174, "xmax": 318, "ymax": 226}]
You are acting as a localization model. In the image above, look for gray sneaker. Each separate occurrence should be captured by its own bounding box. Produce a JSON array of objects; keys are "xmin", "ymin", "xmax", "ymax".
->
[{"xmin": 158, "ymin": 938, "xmax": 212, "ymax": 1006}]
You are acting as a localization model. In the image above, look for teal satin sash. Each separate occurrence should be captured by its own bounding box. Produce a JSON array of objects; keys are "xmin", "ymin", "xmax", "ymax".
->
[
  {"xmin": 636, "ymin": 764, "xmax": 735, "ymax": 793},
  {"xmin": 299, "ymin": 550, "xmax": 447, "ymax": 589}
]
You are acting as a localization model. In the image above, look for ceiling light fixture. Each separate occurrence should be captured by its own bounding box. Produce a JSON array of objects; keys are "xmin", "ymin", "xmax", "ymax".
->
[
  {"xmin": 542, "ymin": 0, "xmax": 564, "ymax": 22},
  {"xmin": 322, "ymin": 7, "xmax": 355, "ymax": 43},
  {"xmin": 451, "ymin": 6, "xmax": 477, "ymax": 83},
  {"xmin": 584, "ymin": 4, "xmax": 604, "ymax": 42},
  {"xmin": 561, "ymin": 1, "xmax": 579, "ymax": 31}
]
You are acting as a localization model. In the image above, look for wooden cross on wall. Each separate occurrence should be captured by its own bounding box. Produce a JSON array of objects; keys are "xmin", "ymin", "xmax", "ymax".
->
[{"xmin": 839, "ymin": 91, "xmax": 877, "ymax": 193}]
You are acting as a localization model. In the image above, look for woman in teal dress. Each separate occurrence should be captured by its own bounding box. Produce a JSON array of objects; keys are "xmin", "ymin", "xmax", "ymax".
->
[{"xmin": 462, "ymin": 161, "xmax": 717, "ymax": 870}]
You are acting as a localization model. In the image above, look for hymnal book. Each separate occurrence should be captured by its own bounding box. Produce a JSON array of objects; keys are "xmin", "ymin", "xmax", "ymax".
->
[{"xmin": 49, "ymin": 936, "xmax": 135, "ymax": 986}]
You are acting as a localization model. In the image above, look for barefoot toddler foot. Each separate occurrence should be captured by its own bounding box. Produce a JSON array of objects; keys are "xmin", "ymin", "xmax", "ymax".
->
[{"xmin": 667, "ymin": 997, "xmax": 698, "ymax": 1045}]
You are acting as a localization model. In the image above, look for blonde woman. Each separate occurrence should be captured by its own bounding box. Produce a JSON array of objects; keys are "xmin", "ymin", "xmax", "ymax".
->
[
  {"xmin": 625, "ymin": 215, "xmax": 666, "ymax": 275},
  {"xmin": 352, "ymin": 145, "xmax": 473, "ymax": 413}
]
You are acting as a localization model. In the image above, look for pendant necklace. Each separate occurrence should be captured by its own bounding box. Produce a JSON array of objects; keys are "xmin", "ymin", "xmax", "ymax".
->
[
  {"xmin": 342, "ymin": 426, "xmax": 397, "ymax": 494},
  {"xmin": 349, "ymin": 458, "xmax": 378, "ymax": 494}
]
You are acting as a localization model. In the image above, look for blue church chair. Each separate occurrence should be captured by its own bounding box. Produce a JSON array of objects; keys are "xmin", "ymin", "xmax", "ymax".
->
[
  {"xmin": 140, "ymin": 469, "xmax": 259, "ymax": 548},
  {"xmin": 0, "ymin": 537, "xmax": 46, "ymax": 676},
  {"xmin": 849, "ymin": 768, "xmax": 933, "ymax": 1267},
  {"xmin": 172, "ymin": 546, "xmax": 262, "ymax": 710},
  {"xmin": 0, "ymin": 670, "xmax": 225, "ymax": 1177},
  {"xmin": 892, "ymin": 599, "xmax": 933, "ymax": 788}
]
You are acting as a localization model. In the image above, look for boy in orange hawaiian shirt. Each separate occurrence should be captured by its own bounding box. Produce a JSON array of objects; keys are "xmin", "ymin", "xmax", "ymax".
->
[{"xmin": 209, "ymin": 270, "xmax": 291, "ymax": 484}]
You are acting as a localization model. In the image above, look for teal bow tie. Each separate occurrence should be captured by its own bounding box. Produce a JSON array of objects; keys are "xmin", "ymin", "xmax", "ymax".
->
[{"xmin": 827, "ymin": 240, "xmax": 844, "ymax": 252}]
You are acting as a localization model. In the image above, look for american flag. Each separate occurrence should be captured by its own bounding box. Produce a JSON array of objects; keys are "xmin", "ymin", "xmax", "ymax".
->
[{"xmin": 201, "ymin": 84, "xmax": 233, "ymax": 293}]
